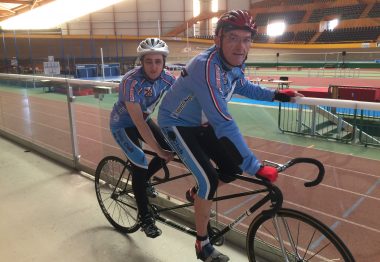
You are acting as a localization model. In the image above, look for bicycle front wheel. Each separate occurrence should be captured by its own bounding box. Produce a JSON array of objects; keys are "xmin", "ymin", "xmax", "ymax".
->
[
  {"xmin": 247, "ymin": 208, "xmax": 354, "ymax": 262},
  {"xmin": 95, "ymin": 156, "xmax": 139, "ymax": 233}
]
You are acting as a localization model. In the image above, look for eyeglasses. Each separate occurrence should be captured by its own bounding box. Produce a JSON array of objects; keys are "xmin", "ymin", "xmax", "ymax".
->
[{"xmin": 224, "ymin": 33, "xmax": 252, "ymax": 45}]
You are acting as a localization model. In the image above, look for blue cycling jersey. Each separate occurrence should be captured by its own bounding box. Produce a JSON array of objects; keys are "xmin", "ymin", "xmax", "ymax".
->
[
  {"xmin": 110, "ymin": 66, "xmax": 175, "ymax": 129},
  {"xmin": 157, "ymin": 45, "xmax": 276, "ymax": 176}
]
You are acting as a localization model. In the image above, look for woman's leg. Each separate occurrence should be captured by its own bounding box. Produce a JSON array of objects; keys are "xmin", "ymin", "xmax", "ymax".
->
[
  {"xmin": 111, "ymin": 127, "xmax": 161, "ymax": 238},
  {"xmin": 146, "ymin": 119, "xmax": 172, "ymax": 178}
]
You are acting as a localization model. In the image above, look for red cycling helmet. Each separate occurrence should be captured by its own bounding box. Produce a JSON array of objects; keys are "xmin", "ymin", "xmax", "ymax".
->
[{"xmin": 215, "ymin": 10, "xmax": 257, "ymax": 38}]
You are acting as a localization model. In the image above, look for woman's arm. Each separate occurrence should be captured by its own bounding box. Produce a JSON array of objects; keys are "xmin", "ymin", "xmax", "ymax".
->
[{"xmin": 126, "ymin": 102, "xmax": 173, "ymax": 161}]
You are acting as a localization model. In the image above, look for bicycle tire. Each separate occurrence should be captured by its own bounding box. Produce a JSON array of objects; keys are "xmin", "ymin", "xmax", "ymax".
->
[
  {"xmin": 95, "ymin": 156, "xmax": 140, "ymax": 233},
  {"xmin": 246, "ymin": 208, "xmax": 354, "ymax": 262}
]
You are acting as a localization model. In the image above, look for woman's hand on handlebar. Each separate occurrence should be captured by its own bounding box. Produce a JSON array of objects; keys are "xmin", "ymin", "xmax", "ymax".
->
[
  {"xmin": 256, "ymin": 165, "xmax": 278, "ymax": 183},
  {"xmin": 157, "ymin": 149, "xmax": 174, "ymax": 162}
]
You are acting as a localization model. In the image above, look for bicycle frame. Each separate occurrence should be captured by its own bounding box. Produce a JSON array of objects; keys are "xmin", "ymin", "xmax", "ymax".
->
[
  {"xmin": 95, "ymin": 152, "xmax": 356, "ymax": 261},
  {"xmin": 137, "ymin": 151, "xmax": 324, "ymax": 246},
  {"xmin": 151, "ymin": 172, "xmax": 281, "ymax": 244}
]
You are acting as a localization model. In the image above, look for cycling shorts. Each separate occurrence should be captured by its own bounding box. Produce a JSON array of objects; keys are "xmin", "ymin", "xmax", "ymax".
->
[
  {"xmin": 111, "ymin": 119, "xmax": 170, "ymax": 169},
  {"xmin": 161, "ymin": 125, "xmax": 242, "ymax": 200}
]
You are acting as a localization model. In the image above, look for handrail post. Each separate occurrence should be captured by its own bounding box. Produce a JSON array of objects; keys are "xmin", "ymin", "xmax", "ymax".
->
[
  {"xmin": 297, "ymin": 104, "xmax": 303, "ymax": 133},
  {"xmin": 311, "ymin": 105, "xmax": 317, "ymax": 136},
  {"xmin": 66, "ymin": 80, "xmax": 80, "ymax": 169}
]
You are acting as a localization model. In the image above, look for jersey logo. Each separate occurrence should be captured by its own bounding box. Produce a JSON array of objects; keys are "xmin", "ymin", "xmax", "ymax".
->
[
  {"xmin": 222, "ymin": 71, "xmax": 228, "ymax": 85},
  {"xmin": 129, "ymin": 80, "xmax": 138, "ymax": 102},
  {"xmin": 144, "ymin": 86, "xmax": 153, "ymax": 97},
  {"xmin": 206, "ymin": 50, "xmax": 232, "ymax": 121},
  {"xmin": 215, "ymin": 64, "xmax": 222, "ymax": 93},
  {"xmin": 174, "ymin": 95, "xmax": 193, "ymax": 117}
]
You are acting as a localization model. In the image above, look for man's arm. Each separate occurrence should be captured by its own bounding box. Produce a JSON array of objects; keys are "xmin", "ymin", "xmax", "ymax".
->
[
  {"xmin": 188, "ymin": 62, "xmax": 261, "ymax": 175},
  {"xmin": 235, "ymin": 78, "xmax": 275, "ymax": 101},
  {"xmin": 236, "ymin": 78, "xmax": 303, "ymax": 102}
]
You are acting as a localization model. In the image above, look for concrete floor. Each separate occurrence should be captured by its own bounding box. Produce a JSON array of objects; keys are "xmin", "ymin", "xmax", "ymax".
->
[{"xmin": 0, "ymin": 135, "xmax": 248, "ymax": 262}]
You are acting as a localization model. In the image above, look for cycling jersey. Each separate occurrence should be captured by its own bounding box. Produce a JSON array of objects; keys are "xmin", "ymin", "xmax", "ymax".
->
[
  {"xmin": 158, "ymin": 45, "xmax": 275, "ymax": 176},
  {"xmin": 110, "ymin": 66, "xmax": 175, "ymax": 168},
  {"xmin": 110, "ymin": 66, "xmax": 175, "ymax": 129}
]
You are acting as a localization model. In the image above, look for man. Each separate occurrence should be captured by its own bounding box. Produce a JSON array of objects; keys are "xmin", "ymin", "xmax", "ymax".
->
[
  {"xmin": 110, "ymin": 38, "xmax": 174, "ymax": 238},
  {"xmin": 157, "ymin": 10, "xmax": 302, "ymax": 261}
]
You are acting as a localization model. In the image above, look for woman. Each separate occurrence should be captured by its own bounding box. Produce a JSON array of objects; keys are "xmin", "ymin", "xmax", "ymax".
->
[{"xmin": 110, "ymin": 38, "xmax": 175, "ymax": 238}]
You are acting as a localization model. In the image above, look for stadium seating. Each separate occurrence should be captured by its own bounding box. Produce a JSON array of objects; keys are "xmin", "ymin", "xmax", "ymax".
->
[
  {"xmin": 308, "ymin": 4, "xmax": 367, "ymax": 23},
  {"xmin": 187, "ymin": 1, "xmax": 379, "ymax": 44},
  {"xmin": 275, "ymin": 32, "xmax": 295, "ymax": 43},
  {"xmin": 252, "ymin": 33, "xmax": 269, "ymax": 43},
  {"xmin": 316, "ymin": 26, "xmax": 380, "ymax": 43},
  {"xmin": 254, "ymin": 10, "xmax": 306, "ymax": 26},
  {"xmin": 368, "ymin": 2, "xmax": 380, "ymax": 18},
  {"xmin": 283, "ymin": 0, "xmax": 313, "ymax": 6},
  {"xmin": 294, "ymin": 30, "xmax": 316, "ymax": 43}
]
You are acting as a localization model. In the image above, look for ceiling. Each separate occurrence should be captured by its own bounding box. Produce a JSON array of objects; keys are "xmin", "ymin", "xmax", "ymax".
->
[{"xmin": 0, "ymin": 0, "xmax": 52, "ymax": 22}]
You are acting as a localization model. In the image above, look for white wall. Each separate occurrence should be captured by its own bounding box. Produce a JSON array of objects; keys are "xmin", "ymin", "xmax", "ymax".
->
[
  {"xmin": 64, "ymin": 14, "xmax": 91, "ymax": 35},
  {"xmin": 114, "ymin": 0, "xmax": 138, "ymax": 36},
  {"xmin": 226, "ymin": 0, "xmax": 249, "ymax": 11},
  {"xmin": 62, "ymin": 0, "xmax": 253, "ymax": 37}
]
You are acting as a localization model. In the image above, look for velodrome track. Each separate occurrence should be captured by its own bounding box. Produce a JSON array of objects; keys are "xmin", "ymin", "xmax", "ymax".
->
[{"xmin": 0, "ymin": 78, "xmax": 379, "ymax": 261}]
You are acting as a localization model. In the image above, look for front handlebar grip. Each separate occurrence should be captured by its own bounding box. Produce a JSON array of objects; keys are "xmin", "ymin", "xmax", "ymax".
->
[{"xmin": 285, "ymin": 158, "xmax": 325, "ymax": 187}]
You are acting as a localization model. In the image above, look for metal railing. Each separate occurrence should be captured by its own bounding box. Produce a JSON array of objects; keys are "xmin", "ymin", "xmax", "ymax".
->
[
  {"xmin": 278, "ymin": 97, "xmax": 380, "ymax": 147},
  {"xmin": 0, "ymin": 73, "xmax": 118, "ymax": 171}
]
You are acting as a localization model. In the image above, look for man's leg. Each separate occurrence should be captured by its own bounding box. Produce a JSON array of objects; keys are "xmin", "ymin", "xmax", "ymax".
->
[
  {"xmin": 161, "ymin": 126, "xmax": 229, "ymax": 261},
  {"xmin": 194, "ymin": 196, "xmax": 213, "ymax": 237}
]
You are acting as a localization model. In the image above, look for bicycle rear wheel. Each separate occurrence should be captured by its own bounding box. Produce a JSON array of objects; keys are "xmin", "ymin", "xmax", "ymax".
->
[
  {"xmin": 247, "ymin": 208, "xmax": 354, "ymax": 262},
  {"xmin": 95, "ymin": 156, "xmax": 139, "ymax": 233}
]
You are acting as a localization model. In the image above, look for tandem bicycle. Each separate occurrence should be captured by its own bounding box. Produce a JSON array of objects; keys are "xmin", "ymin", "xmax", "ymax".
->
[{"xmin": 94, "ymin": 150, "xmax": 354, "ymax": 262}]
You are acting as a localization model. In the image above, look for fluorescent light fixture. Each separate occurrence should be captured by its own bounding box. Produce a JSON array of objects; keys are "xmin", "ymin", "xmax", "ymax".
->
[
  {"xmin": 193, "ymin": 0, "xmax": 200, "ymax": 17},
  {"xmin": 0, "ymin": 0, "xmax": 123, "ymax": 30},
  {"xmin": 267, "ymin": 21, "xmax": 286, "ymax": 37},
  {"xmin": 327, "ymin": 18, "xmax": 339, "ymax": 30},
  {"xmin": 211, "ymin": 0, "xmax": 218, "ymax": 12}
]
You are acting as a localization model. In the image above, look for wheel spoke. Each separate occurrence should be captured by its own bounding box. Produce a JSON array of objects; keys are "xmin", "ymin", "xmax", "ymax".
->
[
  {"xmin": 302, "ymin": 228, "xmax": 316, "ymax": 261},
  {"xmin": 281, "ymin": 216, "xmax": 303, "ymax": 261},
  {"xmin": 247, "ymin": 208, "xmax": 353, "ymax": 262},
  {"xmin": 307, "ymin": 242, "xmax": 332, "ymax": 261},
  {"xmin": 95, "ymin": 157, "xmax": 139, "ymax": 234}
]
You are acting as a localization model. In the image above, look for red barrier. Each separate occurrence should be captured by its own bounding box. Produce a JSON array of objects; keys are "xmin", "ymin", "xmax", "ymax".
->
[{"xmin": 338, "ymin": 87, "xmax": 379, "ymax": 102}]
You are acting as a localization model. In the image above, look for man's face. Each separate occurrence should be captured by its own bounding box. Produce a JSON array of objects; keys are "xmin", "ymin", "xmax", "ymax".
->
[
  {"xmin": 215, "ymin": 29, "xmax": 252, "ymax": 67},
  {"xmin": 141, "ymin": 53, "xmax": 164, "ymax": 80}
]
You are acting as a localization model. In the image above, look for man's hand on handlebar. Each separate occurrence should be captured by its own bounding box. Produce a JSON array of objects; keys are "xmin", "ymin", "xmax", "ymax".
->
[
  {"xmin": 274, "ymin": 89, "xmax": 304, "ymax": 102},
  {"xmin": 256, "ymin": 165, "xmax": 278, "ymax": 182}
]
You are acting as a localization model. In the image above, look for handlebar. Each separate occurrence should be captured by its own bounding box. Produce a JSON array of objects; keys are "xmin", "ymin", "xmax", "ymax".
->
[
  {"xmin": 144, "ymin": 149, "xmax": 325, "ymax": 188},
  {"xmin": 263, "ymin": 157, "xmax": 325, "ymax": 187}
]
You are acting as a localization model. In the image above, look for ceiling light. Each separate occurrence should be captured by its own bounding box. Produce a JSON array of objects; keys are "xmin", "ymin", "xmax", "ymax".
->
[{"xmin": 0, "ymin": 0, "xmax": 123, "ymax": 30}]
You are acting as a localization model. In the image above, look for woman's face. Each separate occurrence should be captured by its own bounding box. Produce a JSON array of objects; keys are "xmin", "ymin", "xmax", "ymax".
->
[
  {"xmin": 141, "ymin": 53, "xmax": 164, "ymax": 80},
  {"xmin": 215, "ymin": 29, "xmax": 252, "ymax": 67}
]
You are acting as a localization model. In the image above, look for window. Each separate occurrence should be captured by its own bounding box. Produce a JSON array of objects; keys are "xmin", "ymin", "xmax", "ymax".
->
[{"xmin": 267, "ymin": 21, "xmax": 286, "ymax": 37}]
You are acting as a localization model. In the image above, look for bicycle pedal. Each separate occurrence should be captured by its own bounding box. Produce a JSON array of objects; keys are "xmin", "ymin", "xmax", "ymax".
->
[{"xmin": 208, "ymin": 226, "xmax": 225, "ymax": 246}]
